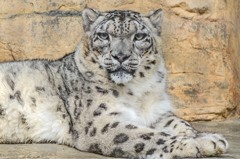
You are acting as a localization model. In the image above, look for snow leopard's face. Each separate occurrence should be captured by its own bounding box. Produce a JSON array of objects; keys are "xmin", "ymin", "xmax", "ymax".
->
[{"xmin": 82, "ymin": 9, "xmax": 163, "ymax": 84}]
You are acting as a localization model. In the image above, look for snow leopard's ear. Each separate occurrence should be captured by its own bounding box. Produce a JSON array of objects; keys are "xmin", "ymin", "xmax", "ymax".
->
[
  {"xmin": 82, "ymin": 8, "xmax": 100, "ymax": 32},
  {"xmin": 147, "ymin": 9, "xmax": 163, "ymax": 36}
]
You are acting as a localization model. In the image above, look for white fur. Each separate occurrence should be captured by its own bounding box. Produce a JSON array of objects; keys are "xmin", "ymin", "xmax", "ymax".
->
[
  {"xmin": 107, "ymin": 61, "xmax": 173, "ymax": 127},
  {"xmin": 0, "ymin": 62, "xmax": 71, "ymax": 144}
]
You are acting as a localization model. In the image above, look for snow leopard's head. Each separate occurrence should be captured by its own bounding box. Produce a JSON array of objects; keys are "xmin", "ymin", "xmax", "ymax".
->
[{"xmin": 81, "ymin": 8, "xmax": 163, "ymax": 84}]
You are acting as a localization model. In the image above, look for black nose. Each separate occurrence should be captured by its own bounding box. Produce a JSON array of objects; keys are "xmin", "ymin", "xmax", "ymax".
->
[{"xmin": 112, "ymin": 52, "xmax": 130, "ymax": 63}]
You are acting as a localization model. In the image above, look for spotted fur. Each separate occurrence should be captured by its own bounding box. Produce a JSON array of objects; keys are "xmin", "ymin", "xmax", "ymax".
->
[{"xmin": 0, "ymin": 8, "xmax": 228, "ymax": 159}]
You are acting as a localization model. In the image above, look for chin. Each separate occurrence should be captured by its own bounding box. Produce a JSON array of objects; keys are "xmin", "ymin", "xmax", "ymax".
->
[{"xmin": 110, "ymin": 71, "xmax": 133, "ymax": 84}]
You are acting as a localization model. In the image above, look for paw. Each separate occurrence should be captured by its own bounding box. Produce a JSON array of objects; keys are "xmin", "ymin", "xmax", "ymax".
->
[{"xmin": 197, "ymin": 133, "xmax": 228, "ymax": 156}]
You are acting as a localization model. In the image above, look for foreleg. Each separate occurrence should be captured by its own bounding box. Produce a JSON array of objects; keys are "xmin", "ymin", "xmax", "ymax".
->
[{"xmin": 74, "ymin": 115, "xmax": 228, "ymax": 159}]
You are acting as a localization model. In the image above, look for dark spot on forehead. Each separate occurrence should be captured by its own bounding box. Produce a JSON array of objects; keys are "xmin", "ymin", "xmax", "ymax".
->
[
  {"xmin": 119, "ymin": 12, "xmax": 126, "ymax": 21},
  {"xmin": 102, "ymin": 10, "xmax": 145, "ymax": 36},
  {"xmin": 105, "ymin": 10, "xmax": 141, "ymax": 20}
]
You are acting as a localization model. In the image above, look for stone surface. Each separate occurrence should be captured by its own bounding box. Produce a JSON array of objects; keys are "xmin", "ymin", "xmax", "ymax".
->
[
  {"xmin": 162, "ymin": 0, "xmax": 240, "ymax": 121},
  {"xmin": 0, "ymin": 119, "xmax": 239, "ymax": 159},
  {"xmin": 0, "ymin": 0, "xmax": 239, "ymax": 121}
]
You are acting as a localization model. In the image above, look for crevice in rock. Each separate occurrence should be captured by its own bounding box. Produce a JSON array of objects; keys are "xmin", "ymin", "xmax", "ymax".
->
[
  {"xmin": 169, "ymin": 71, "xmax": 204, "ymax": 75},
  {"xmin": 1, "ymin": 10, "xmax": 82, "ymax": 19},
  {"xmin": 170, "ymin": 2, "xmax": 209, "ymax": 15}
]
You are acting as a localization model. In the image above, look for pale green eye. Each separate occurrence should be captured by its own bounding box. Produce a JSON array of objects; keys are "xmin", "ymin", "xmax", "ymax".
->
[
  {"xmin": 134, "ymin": 33, "xmax": 147, "ymax": 41},
  {"xmin": 97, "ymin": 32, "xmax": 109, "ymax": 40}
]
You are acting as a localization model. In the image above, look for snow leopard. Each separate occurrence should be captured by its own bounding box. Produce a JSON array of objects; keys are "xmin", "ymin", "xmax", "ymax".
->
[{"xmin": 0, "ymin": 8, "xmax": 228, "ymax": 159}]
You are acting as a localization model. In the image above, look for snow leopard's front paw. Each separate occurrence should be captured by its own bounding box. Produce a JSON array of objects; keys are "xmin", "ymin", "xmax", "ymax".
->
[
  {"xmin": 171, "ymin": 132, "xmax": 228, "ymax": 158},
  {"xmin": 196, "ymin": 133, "xmax": 228, "ymax": 157}
]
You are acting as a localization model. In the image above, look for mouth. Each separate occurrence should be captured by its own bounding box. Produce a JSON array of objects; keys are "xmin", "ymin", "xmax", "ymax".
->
[
  {"xmin": 109, "ymin": 67, "xmax": 135, "ymax": 74},
  {"xmin": 108, "ymin": 67, "xmax": 136, "ymax": 84}
]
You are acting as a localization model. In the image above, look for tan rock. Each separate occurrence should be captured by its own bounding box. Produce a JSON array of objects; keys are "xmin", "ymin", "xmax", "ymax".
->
[{"xmin": 0, "ymin": 0, "xmax": 239, "ymax": 121}]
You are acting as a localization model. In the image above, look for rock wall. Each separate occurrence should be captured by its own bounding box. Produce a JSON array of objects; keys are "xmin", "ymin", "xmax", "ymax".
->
[
  {"xmin": 227, "ymin": 0, "xmax": 240, "ymax": 118},
  {"xmin": 0, "ymin": 0, "xmax": 239, "ymax": 121}
]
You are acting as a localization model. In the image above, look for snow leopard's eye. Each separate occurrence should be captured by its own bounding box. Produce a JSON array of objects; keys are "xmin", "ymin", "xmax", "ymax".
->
[
  {"xmin": 97, "ymin": 32, "xmax": 109, "ymax": 40},
  {"xmin": 134, "ymin": 33, "xmax": 147, "ymax": 41}
]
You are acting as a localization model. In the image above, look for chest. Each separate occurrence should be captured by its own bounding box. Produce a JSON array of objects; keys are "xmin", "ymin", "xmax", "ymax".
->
[{"xmin": 110, "ymin": 88, "xmax": 172, "ymax": 127}]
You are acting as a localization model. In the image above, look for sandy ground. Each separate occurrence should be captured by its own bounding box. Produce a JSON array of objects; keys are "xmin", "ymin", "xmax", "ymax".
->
[{"xmin": 0, "ymin": 119, "xmax": 239, "ymax": 159}]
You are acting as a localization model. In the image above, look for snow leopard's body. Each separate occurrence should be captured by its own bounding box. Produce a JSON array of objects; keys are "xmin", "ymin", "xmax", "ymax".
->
[{"xmin": 0, "ymin": 8, "xmax": 228, "ymax": 159}]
